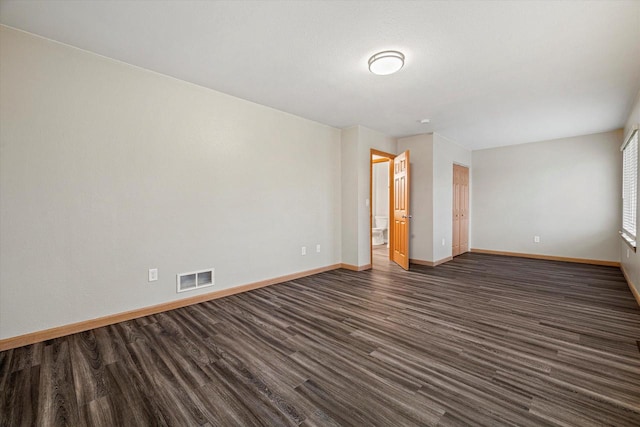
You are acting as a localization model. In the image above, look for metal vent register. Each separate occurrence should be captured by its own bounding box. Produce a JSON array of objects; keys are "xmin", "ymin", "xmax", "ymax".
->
[{"xmin": 177, "ymin": 268, "xmax": 214, "ymax": 293}]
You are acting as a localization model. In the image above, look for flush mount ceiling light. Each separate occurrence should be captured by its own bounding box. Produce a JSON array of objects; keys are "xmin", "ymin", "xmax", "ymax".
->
[{"xmin": 368, "ymin": 50, "xmax": 405, "ymax": 75}]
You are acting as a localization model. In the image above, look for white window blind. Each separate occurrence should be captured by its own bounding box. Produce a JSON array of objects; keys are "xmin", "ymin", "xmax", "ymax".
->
[{"xmin": 622, "ymin": 128, "xmax": 638, "ymax": 241}]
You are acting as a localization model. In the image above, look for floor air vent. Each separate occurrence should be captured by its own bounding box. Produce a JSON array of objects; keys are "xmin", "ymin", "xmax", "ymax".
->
[{"xmin": 177, "ymin": 268, "xmax": 214, "ymax": 293}]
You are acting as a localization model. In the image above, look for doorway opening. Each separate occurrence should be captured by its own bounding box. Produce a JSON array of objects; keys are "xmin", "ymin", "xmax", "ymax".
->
[
  {"xmin": 370, "ymin": 149, "xmax": 411, "ymax": 270},
  {"xmin": 369, "ymin": 149, "xmax": 408, "ymax": 270},
  {"xmin": 371, "ymin": 148, "xmax": 411, "ymax": 270},
  {"xmin": 371, "ymin": 151, "xmax": 392, "ymax": 268}
]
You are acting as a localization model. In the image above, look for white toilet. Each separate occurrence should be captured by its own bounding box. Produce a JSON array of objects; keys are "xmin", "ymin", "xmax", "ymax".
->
[{"xmin": 372, "ymin": 216, "xmax": 389, "ymax": 246}]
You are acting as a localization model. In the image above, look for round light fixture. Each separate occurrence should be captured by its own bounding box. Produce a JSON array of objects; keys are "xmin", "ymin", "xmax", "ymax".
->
[{"xmin": 368, "ymin": 50, "xmax": 405, "ymax": 75}]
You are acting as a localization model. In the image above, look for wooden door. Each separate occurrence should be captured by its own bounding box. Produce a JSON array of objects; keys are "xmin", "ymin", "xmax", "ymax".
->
[
  {"xmin": 452, "ymin": 164, "xmax": 469, "ymax": 257},
  {"xmin": 393, "ymin": 151, "xmax": 410, "ymax": 270}
]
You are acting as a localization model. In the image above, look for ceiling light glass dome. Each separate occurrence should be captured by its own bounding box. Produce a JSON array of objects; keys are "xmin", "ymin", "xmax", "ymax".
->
[{"xmin": 368, "ymin": 51, "xmax": 405, "ymax": 75}]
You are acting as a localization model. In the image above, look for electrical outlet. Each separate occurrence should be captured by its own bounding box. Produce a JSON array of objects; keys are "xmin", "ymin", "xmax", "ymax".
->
[
  {"xmin": 442, "ymin": 238, "xmax": 446, "ymax": 246},
  {"xmin": 316, "ymin": 244, "xmax": 321, "ymax": 253},
  {"xmin": 301, "ymin": 246, "xmax": 306, "ymax": 256},
  {"xmin": 534, "ymin": 236, "xmax": 540, "ymax": 243},
  {"xmin": 148, "ymin": 268, "xmax": 158, "ymax": 282}
]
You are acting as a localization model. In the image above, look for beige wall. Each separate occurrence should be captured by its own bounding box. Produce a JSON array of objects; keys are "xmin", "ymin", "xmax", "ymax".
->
[
  {"xmin": 620, "ymin": 89, "xmax": 640, "ymax": 295},
  {"xmin": 0, "ymin": 26, "xmax": 342, "ymax": 339},
  {"xmin": 472, "ymin": 130, "xmax": 622, "ymax": 262}
]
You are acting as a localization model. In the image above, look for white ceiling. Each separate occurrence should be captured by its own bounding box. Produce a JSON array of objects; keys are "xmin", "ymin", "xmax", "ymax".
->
[{"xmin": 1, "ymin": 0, "xmax": 639, "ymax": 150}]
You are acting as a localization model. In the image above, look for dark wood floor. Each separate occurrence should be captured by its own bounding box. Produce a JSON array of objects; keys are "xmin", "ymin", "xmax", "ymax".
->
[{"xmin": 2, "ymin": 252, "xmax": 640, "ymax": 426}]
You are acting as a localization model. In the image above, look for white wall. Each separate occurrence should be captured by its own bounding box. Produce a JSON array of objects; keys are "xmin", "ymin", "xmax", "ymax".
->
[
  {"xmin": 340, "ymin": 125, "xmax": 395, "ymax": 267},
  {"xmin": 373, "ymin": 162, "xmax": 389, "ymax": 218},
  {"xmin": 397, "ymin": 134, "xmax": 434, "ymax": 262},
  {"xmin": 0, "ymin": 26, "xmax": 342, "ymax": 340},
  {"xmin": 472, "ymin": 130, "xmax": 622, "ymax": 262},
  {"xmin": 340, "ymin": 126, "xmax": 359, "ymax": 266},
  {"xmin": 396, "ymin": 132, "xmax": 471, "ymax": 263},
  {"xmin": 621, "ymin": 89, "xmax": 640, "ymax": 294},
  {"xmin": 357, "ymin": 127, "xmax": 396, "ymax": 266},
  {"xmin": 433, "ymin": 133, "xmax": 472, "ymax": 261},
  {"xmin": 372, "ymin": 161, "xmax": 389, "ymax": 243},
  {"xmin": 4, "ymin": 23, "xmax": 629, "ymax": 342}
]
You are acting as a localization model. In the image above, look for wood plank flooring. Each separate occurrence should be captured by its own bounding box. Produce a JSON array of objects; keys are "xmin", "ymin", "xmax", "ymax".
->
[{"xmin": 2, "ymin": 252, "xmax": 640, "ymax": 426}]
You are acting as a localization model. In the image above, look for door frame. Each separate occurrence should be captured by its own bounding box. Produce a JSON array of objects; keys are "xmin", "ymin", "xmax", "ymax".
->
[{"xmin": 370, "ymin": 149, "xmax": 396, "ymax": 266}]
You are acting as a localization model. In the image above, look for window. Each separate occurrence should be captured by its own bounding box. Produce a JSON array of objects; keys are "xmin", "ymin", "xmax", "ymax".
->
[{"xmin": 622, "ymin": 127, "xmax": 639, "ymax": 248}]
